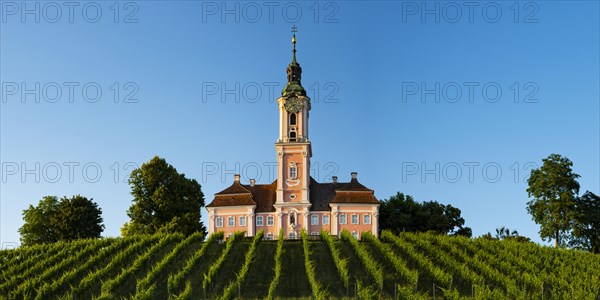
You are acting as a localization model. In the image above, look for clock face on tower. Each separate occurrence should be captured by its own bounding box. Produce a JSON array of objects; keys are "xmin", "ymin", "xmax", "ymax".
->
[{"xmin": 284, "ymin": 96, "xmax": 303, "ymax": 113}]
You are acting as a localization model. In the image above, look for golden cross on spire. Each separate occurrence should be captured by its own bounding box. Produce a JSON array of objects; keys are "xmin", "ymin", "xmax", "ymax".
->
[
  {"xmin": 291, "ymin": 25, "xmax": 298, "ymax": 45},
  {"xmin": 291, "ymin": 25, "xmax": 298, "ymax": 63}
]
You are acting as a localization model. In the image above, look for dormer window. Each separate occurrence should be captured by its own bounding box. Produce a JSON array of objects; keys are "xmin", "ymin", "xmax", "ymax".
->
[{"xmin": 289, "ymin": 113, "xmax": 297, "ymax": 126}]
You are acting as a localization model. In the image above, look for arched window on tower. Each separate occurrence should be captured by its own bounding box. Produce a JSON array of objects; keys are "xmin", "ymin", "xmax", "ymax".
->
[
  {"xmin": 289, "ymin": 113, "xmax": 297, "ymax": 126},
  {"xmin": 289, "ymin": 163, "xmax": 298, "ymax": 179}
]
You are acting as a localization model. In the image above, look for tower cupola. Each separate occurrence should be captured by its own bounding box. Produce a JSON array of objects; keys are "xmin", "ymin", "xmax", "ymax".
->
[{"xmin": 283, "ymin": 25, "xmax": 306, "ymax": 97}]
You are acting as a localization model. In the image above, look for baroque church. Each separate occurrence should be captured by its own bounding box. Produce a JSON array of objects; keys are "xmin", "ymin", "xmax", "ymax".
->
[{"xmin": 206, "ymin": 29, "xmax": 380, "ymax": 240}]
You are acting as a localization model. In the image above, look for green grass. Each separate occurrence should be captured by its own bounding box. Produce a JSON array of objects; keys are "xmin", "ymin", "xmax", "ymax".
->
[
  {"xmin": 175, "ymin": 241, "xmax": 223, "ymax": 297},
  {"xmin": 196, "ymin": 239, "xmax": 251, "ymax": 298},
  {"xmin": 278, "ymin": 240, "xmax": 312, "ymax": 298},
  {"xmin": 310, "ymin": 240, "xmax": 345, "ymax": 297},
  {"xmin": 1, "ymin": 231, "xmax": 598, "ymax": 299},
  {"xmin": 336, "ymin": 239, "xmax": 375, "ymax": 292},
  {"xmin": 141, "ymin": 239, "xmax": 204, "ymax": 299},
  {"xmin": 100, "ymin": 236, "xmax": 181, "ymax": 298},
  {"xmin": 241, "ymin": 241, "xmax": 277, "ymax": 299}
]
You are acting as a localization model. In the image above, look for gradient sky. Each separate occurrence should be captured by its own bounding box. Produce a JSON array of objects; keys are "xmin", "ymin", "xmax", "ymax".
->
[{"xmin": 1, "ymin": 1, "xmax": 598, "ymax": 247}]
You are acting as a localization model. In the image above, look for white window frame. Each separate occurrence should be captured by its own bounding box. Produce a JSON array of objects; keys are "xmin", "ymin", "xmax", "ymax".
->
[
  {"xmin": 311, "ymin": 215, "xmax": 319, "ymax": 225},
  {"xmin": 289, "ymin": 163, "xmax": 298, "ymax": 179},
  {"xmin": 364, "ymin": 214, "xmax": 371, "ymax": 225},
  {"xmin": 239, "ymin": 216, "xmax": 246, "ymax": 227},
  {"xmin": 289, "ymin": 232, "xmax": 297, "ymax": 239},
  {"xmin": 227, "ymin": 216, "xmax": 235, "ymax": 227},
  {"xmin": 351, "ymin": 214, "xmax": 359, "ymax": 225},
  {"xmin": 256, "ymin": 216, "xmax": 264, "ymax": 226},
  {"xmin": 216, "ymin": 217, "xmax": 223, "ymax": 228},
  {"xmin": 267, "ymin": 216, "xmax": 274, "ymax": 226},
  {"xmin": 265, "ymin": 233, "xmax": 274, "ymax": 240},
  {"xmin": 339, "ymin": 214, "xmax": 347, "ymax": 225},
  {"xmin": 311, "ymin": 232, "xmax": 319, "ymax": 236},
  {"xmin": 352, "ymin": 231, "xmax": 358, "ymax": 239},
  {"xmin": 322, "ymin": 215, "xmax": 330, "ymax": 225}
]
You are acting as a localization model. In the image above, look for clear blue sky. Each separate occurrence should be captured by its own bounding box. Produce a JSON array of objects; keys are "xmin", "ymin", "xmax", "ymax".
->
[{"xmin": 1, "ymin": 1, "xmax": 598, "ymax": 247}]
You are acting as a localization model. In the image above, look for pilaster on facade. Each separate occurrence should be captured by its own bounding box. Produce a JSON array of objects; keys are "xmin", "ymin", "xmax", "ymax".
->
[
  {"xmin": 247, "ymin": 214, "xmax": 254, "ymax": 236},
  {"xmin": 301, "ymin": 210, "xmax": 309, "ymax": 232},
  {"xmin": 331, "ymin": 211, "xmax": 339, "ymax": 236},
  {"xmin": 208, "ymin": 214, "xmax": 216, "ymax": 235},
  {"xmin": 372, "ymin": 212, "xmax": 379, "ymax": 237},
  {"xmin": 276, "ymin": 209, "xmax": 283, "ymax": 233}
]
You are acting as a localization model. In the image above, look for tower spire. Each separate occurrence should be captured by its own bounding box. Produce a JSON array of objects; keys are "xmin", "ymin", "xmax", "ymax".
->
[
  {"xmin": 283, "ymin": 25, "xmax": 306, "ymax": 96},
  {"xmin": 291, "ymin": 25, "xmax": 298, "ymax": 64}
]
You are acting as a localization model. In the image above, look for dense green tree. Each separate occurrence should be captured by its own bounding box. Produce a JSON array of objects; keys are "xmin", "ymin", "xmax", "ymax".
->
[
  {"xmin": 495, "ymin": 226, "xmax": 518, "ymax": 239},
  {"xmin": 123, "ymin": 156, "xmax": 206, "ymax": 236},
  {"xmin": 484, "ymin": 226, "xmax": 531, "ymax": 243},
  {"xmin": 526, "ymin": 154, "xmax": 580, "ymax": 248},
  {"xmin": 53, "ymin": 195, "xmax": 104, "ymax": 241},
  {"xmin": 18, "ymin": 196, "xmax": 60, "ymax": 246},
  {"xmin": 379, "ymin": 192, "xmax": 471, "ymax": 237},
  {"xmin": 18, "ymin": 195, "xmax": 104, "ymax": 246},
  {"xmin": 571, "ymin": 191, "xmax": 600, "ymax": 253}
]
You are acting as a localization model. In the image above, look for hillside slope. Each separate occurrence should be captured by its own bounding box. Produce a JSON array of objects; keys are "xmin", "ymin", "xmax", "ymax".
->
[{"xmin": 0, "ymin": 231, "xmax": 598, "ymax": 299}]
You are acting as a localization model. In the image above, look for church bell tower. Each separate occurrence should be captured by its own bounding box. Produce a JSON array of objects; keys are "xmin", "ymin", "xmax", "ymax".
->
[{"xmin": 274, "ymin": 26, "xmax": 312, "ymax": 231}]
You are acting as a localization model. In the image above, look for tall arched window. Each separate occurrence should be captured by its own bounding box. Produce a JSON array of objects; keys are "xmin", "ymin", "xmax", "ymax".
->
[{"xmin": 289, "ymin": 113, "xmax": 297, "ymax": 126}]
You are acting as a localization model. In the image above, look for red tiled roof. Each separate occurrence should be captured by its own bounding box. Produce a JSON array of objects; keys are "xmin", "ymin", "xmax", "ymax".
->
[
  {"xmin": 329, "ymin": 191, "xmax": 380, "ymax": 204},
  {"xmin": 215, "ymin": 181, "xmax": 251, "ymax": 195},
  {"xmin": 206, "ymin": 177, "xmax": 379, "ymax": 209},
  {"xmin": 309, "ymin": 178, "xmax": 336, "ymax": 211},
  {"xmin": 244, "ymin": 180, "xmax": 277, "ymax": 212},
  {"xmin": 206, "ymin": 194, "xmax": 255, "ymax": 207},
  {"xmin": 334, "ymin": 178, "xmax": 373, "ymax": 192},
  {"xmin": 207, "ymin": 181, "xmax": 255, "ymax": 208}
]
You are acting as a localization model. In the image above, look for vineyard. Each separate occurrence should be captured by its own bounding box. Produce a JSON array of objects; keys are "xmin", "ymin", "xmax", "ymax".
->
[{"xmin": 1, "ymin": 230, "xmax": 599, "ymax": 299}]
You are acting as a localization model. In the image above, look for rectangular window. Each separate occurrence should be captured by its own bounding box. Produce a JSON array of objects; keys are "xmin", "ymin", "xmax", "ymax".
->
[
  {"xmin": 267, "ymin": 216, "xmax": 274, "ymax": 226},
  {"xmin": 311, "ymin": 232, "xmax": 319, "ymax": 236},
  {"xmin": 311, "ymin": 215, "xmax": 319, "ymax": 225},
  {"xmin": 265, "ymin": 233, "xmax": 273, "ymax": 240},
  {"xmin": 364, "ymin": 214, "xmax": 371, "ymax": 225},
  {"xmin": 352, "ymin": 231, "xmax": 358, "ymax": 239},
  {"xmin": 216, "ymin": 217, "xmax": 223, "ymax": 228},
  {"xmin": 351, "ymin": 214, "xmax": 359, "ymax": 225},
  {"xmin": 228, "ymin": 216, "xmax": 235, "ymax": 227},
  {"xmin": 239, "ymin": 216, "xmax": 246, "ymax": 227},
  {"xmin": 339, "ymin": 214, "xmax": 347, "ymax": 225},
  {"xmin": 322, "ymin": 215, "xmax": 330, "ymax": 225},
  {"xmin": 256, "ymin": 216, "xmax": 263, "ymax": 227}
]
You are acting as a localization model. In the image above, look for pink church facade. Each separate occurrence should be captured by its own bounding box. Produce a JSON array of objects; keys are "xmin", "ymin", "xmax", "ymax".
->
[{"xmin": 205, "ymin": 31, "xmax": 380, "ymax": 240}]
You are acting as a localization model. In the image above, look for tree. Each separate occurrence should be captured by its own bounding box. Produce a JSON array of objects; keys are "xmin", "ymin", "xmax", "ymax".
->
[
  {"xmin": 53, "ymin": 195, "xmax": 104, "ymax": 241},
  {"xmin": 495, "ymin": 226, "xmax": 518, "ymax": 240},
  {"xmin": 124, "ymin": 156, "xmax": 206, "ymax": 236},
  {"xmin": 18, "ymin": 195, "xmax": 104, "ymax": 246},
  {"xmin": 571, "ymin": 191, "xmax": 600, "ymax": 253},
  {"xmin": 526, "ymin": 154, "xmax": 580, "ymax": 248},
  {"xmin": 479, "ymin": 227, "xmax": 531, "ymax": 243},
  {"xmin": 18, "ymin": 196, "xmax": 60, "ymax": 246},
  {"xmin": 379, "ymin": 192, "xmax": 471, "ymax": 237},
  {"xmin": 379, "ymin": 193, "xmax": 420, "ymax": 234},
  {"xmin": 492, "ymin": 226, "xmax": 531, "ymax": 243}
]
